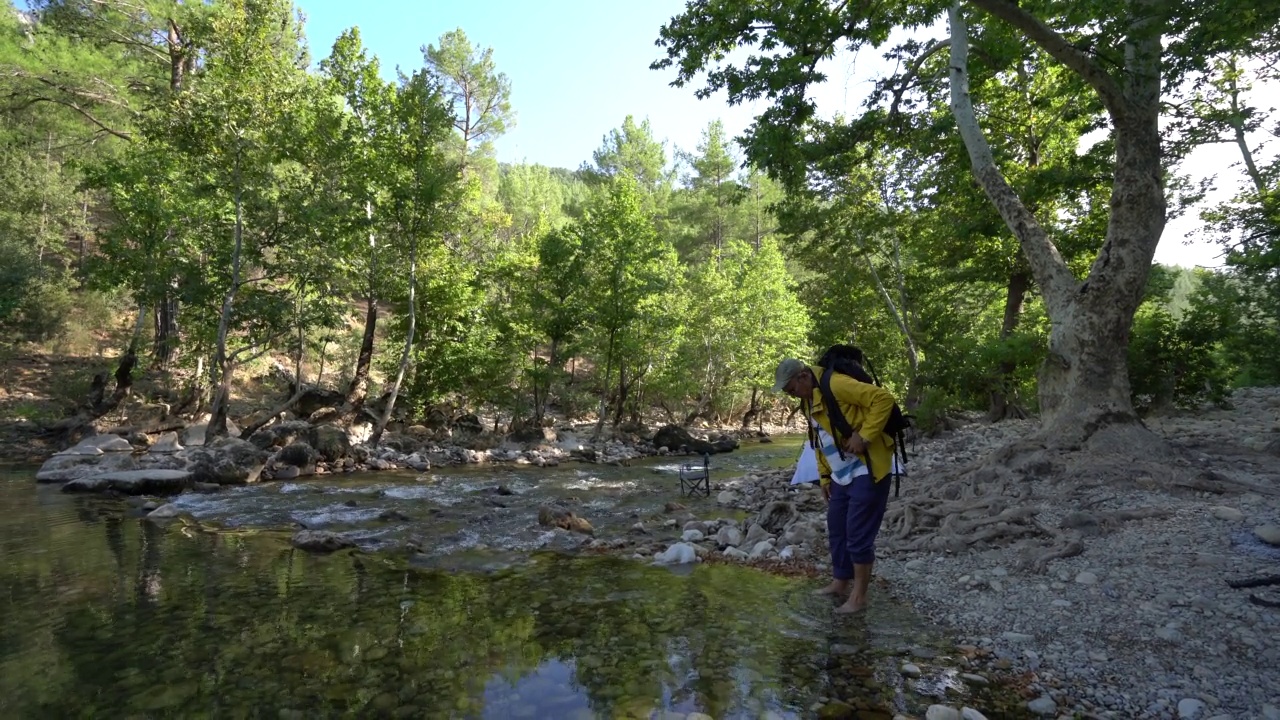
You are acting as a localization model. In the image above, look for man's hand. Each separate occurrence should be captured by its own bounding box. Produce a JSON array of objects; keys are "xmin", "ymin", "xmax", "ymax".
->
[
  {"xmin": 822, "ymin": 483, "xmax": 831, "ymax": 502},
  {"xmin": 842, "ymin": 433, "xmax": 868, "ymax": 455}
]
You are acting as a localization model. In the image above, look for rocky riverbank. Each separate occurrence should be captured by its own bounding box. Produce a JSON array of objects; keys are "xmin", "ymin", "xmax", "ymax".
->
[
  {"xmin": 29, "ymin": 413, "xmax": 773, "ymax": 497},
  {"xmin": 628, "ymin": 388, "xmax": 1280, "ymax": 720}
]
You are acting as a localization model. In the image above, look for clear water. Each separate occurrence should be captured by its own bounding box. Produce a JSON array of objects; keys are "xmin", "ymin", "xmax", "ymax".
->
[{"xmin": 0, "ymin": 441, "xmax": 1026, "ymax": 719}]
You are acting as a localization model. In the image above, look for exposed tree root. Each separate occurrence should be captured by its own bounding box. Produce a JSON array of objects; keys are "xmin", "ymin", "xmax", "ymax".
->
[
  {"xmin": 879, "ymin": 418, "xmax": 1260, "ymax": 571},
  {"xmin": 1227, "ymin": 574, "xmax": 1280, "ymax": 589}
]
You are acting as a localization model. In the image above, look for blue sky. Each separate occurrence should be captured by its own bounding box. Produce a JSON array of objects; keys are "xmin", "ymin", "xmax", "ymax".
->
[
  {"xmin": 296, "ymin": 0, "xmax": 768, "ymax": 172},
  {"xmin": 292, "ymin": 0, "xmax": 1268, "ymax": 268}
]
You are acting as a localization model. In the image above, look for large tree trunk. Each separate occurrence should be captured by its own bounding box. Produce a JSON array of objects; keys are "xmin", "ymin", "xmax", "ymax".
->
[
  {"xmin": 153, "ymin": 294, "xmax": 179, "ymax": 368},
  {"xmin": 949, "ymin": 3, "xmax": 1165, "ymax": 444},
  {"xmin": 372, "ymin": 238, "xmax": 417, "ymax": 445},
  {"xmin": 988, "ymin": 268, "xmax": 1030, "ymax": 421},
  {"xmin": 207, "ymin": 161, "xmax": 245, "ymax": 441}
]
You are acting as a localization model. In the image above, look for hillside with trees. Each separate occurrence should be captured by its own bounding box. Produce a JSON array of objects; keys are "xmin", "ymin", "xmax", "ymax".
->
[{"xmin": 1, "ymin": 0, "xmax": 1276, "ymax": 460}]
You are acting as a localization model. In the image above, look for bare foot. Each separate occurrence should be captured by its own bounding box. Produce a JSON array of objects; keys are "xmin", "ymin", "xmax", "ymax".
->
[
  {"xmin": 834, "ymin": 599, "xmax": 867, "ymax": 614},
  {"xmin": 813, "ymin": 581, "xmax": 849, "ymax": 597}
]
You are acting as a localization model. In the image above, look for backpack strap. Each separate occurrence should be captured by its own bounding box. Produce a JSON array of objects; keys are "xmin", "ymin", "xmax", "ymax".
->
[{"xmin": 817, "ymin": 367, "xmax": 855, "ymax": 451}]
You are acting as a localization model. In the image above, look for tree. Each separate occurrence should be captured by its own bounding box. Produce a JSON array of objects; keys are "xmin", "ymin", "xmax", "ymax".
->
[
  {"xmin": 652, "ymin": 0, "xmax": 1280, "ymax": 447},
  {"xmin": 588, "ymin": 115, "xmax": 674, "ymax": 210},
  {"xmin": 316, "ymin": 28, "xmax": 397, "ymax": 417},
  {"xmin": 160, "ymin": 0, "xmax": 312, "ymax": 438},
  {"xmin": 577, "ymin": 176, "xmax": 680, "ymax": 437},
  {"xmin": 370, "ymin": 67, "xmax": 462, "ymax": 444},
  {"xmin": 671, "ymin": 120, "xmax": 748, "ymax": 260},
  {"xmin": 422, "ymin": 28, "xmax": 513, "ymax": 178}
]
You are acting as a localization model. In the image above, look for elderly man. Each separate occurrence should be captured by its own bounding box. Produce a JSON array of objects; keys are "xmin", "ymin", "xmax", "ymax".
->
[{"xmin": 773, "ymin": 357, "xmax": 896, "ymax": 614}]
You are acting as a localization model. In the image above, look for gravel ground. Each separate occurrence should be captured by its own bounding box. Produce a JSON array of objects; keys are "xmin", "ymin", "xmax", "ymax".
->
[{"xmin": 717, "ymin": 388, "xmax": 1280, "ymax": 720}]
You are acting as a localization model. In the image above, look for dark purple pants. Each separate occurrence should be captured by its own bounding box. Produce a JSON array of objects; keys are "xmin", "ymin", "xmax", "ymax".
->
[{"xmin": 827, "ymin": 474, "xmax": 892, "ymax": 579}]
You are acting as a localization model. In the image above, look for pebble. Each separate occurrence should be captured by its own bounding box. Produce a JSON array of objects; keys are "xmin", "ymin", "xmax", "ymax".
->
[
  {"xmin": 1210, "ymin": 506, "xmax": 1245, "ymax": 522},
  {"xmin": 925, "ymin": 706, "xmax": 961, "ymax": 720},
  {"xmin": 1177, "ymin": 698, "xmax": 1207, "ymax": 719},
  {"xmin": 901, "ymin": 662, "xmax": 922, "ymax": 678},
  {"xmin": 722, "ymin": 388, "xmax": 1280, "ymax": 720},
  {"xmin": 1255, "ymin": 524, "xmax": 1280, "ymax": 546},
  {"xmin": 1026, "ymin": 696, "xmax": 1057, "ymax": 716}
]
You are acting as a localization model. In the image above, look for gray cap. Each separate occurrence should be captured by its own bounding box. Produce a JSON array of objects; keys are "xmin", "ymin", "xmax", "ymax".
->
[{"xmin": 771, "ymin": 358, "xmax": 806, "ymax": 392}]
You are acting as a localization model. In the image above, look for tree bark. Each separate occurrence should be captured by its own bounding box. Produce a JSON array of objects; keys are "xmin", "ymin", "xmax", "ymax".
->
[
  {"xmin": 372, "ymin": 237, "xmax": 417, "ymax": 445},
  {"xmin": 208, "ymin": 154, "xmax": 244, "ymax": 440},
  {"xmin": 948, "ymin": 3, "xmax": 1165, "ymax": 443},
  {"xmin": 591, "ymin": 330, "xmax": 616, "ymax": 441}
]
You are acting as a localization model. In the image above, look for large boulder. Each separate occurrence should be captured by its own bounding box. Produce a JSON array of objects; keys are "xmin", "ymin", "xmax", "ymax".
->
[
  {"xmin": 755, "ymin": 501, "xmax": 799, "ymax": 535},
  {"xmin": 182, "ymin": 416, "xmax": 241, "ymax": 446},
  {"xmin": 310, "ymin": 425, "xmax": 350, "ymax": 463},
  {"xmin": 508, "ymin": 418, "xmax": 557, "ymax": 444},
  {"xmin": 184, "ymin": 437, "xmax": 269, "ymax": 485},
  {"xmin": 36, "ymin": 447, "xmax": 137, "ymax": 483},
  {"xmin": 652, "ymin": 425, "xmax": 718, "ymax": 455},
  {"xmin": 296, "ymin": 387, "xmax": 345, "ymax": 419},
  {"xmin": 62, "ymin": 469, "xmax": 192, "ymax": 495},
  {"xmin": 454, "ymin": 413, "xmax": 484, "ymax": 433},
  {"xmin": 276, "ymin": 441, "xmax": 318, "ymax": 468},
  {"xmin": 378, "ymin": 433, "xmax": 422, "ymax": 455},
  {"xmin": 248, "ymin": 420, "xmax": 315, "ymax": 451}
]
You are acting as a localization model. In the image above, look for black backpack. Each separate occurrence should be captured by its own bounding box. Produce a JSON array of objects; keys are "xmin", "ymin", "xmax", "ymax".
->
[{"xmin": 811, "ymin": 344, "xmax": 912, "ymax": 497}]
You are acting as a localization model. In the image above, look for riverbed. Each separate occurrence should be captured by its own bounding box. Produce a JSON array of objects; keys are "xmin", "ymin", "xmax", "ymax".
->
[{"xmin": 0, "ymin": 439, "xmax": 1027, "ymax": 719}]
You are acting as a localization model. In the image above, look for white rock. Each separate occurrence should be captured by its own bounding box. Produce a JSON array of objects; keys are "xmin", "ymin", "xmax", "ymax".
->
[
  {"xmin": 681, "ymin": 529, "xmax": 705, "ymax": 542},
  {"xmin": 1001, "ymin": 631, "xmax": 1034, "ymax": 642},
  {"xmin": 901, "ymin": 662, "xmax": 922, "ymax": 678},
  {"xmin": 1209, "ymin": 506, "xmax": 1245, "ymax": 522},
  {"xmin": 148, "ymin": 431, "xmax": 184, "ymax": 453},
  {"xmin": 714, "ymin": 525, "xmax": 744, "ymax": 548},
  {"xmin": 925, "ymin": 706, "xmax": 961, "ymax": 720},
  {"xmin": 1262, "ymin": 704, "xmax": 1280, "ymax": 720},
  {"xmin": 89, "ymin": 434, "xmax": 134, "ymax": 451},
  {"xmin": 1075, "ymin": 571, "xmax": 1099, "ymax": 585},
  {"xmin": 722, "ymin": 547, "xmax": 749, "ymax": 560},
  {"xmin": 1254, "ymin": 524, "xmax": 1280, "ymax": 547},
  {"xmin": 653, "ymin": 543, "xmax": 698, "ymax": 566},
  {"xmin": 1177, "ymin": 698, "xmax": 1206, "ymax": 720},
  {"xmin": 716, "ymin": 490, "xmax": 740, "ymax": 505},
  {"xmin": 748, "ymin": 540, "xmax": 775, "ymax": 559}
]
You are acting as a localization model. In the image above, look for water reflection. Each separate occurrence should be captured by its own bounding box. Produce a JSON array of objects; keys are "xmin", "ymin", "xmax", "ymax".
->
[{"xmin": 0, "ymin": 460, "xmax": 1024, "ymax": 720}]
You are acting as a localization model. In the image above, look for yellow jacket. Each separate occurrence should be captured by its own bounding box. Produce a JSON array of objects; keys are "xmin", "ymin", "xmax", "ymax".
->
[{"xmin": 807, "ymin": 365, "xmax": 896, "ymax": 487}]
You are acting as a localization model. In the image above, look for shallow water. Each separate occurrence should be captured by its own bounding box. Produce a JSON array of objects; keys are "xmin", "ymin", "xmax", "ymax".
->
[
  {"xmin": 159, "ymin": 437, "xmax": 811, "ymax": 561},
  {"xmin": 0, "ymin": 443, "xmax": 1025, "ymax": 719}
]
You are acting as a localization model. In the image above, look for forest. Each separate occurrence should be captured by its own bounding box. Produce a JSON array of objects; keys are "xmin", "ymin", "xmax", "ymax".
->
[{"xmin": 1, "ymin": 0, "xmax": 1277, "ymax": 444}]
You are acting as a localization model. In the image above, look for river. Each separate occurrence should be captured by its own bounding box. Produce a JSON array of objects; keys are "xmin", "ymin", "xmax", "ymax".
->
[{"xmin": 0, "ymin": 437, "xmax": 1025, "ymax": 719}]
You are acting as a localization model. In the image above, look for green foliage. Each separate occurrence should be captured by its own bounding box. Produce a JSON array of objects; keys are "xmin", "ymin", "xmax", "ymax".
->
[{"xmin": 1127, "ymin": 268, "xmax": 1237, "ymax": 412}]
